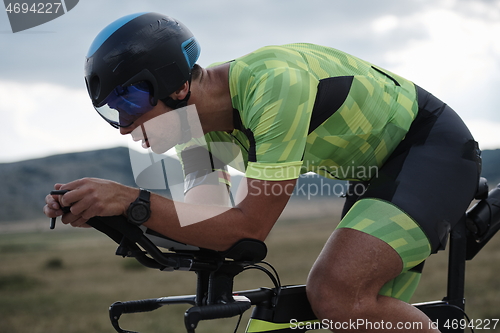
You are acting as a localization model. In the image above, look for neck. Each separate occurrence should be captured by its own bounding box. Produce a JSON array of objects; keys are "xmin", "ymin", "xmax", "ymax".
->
[{"xmin": 190, "ymin": 63, "xmax": 234, "ymax": 133}]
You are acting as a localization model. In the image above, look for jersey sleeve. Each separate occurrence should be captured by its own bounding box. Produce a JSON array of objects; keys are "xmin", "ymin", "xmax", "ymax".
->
[{"xmin": 231, "ymin": 59, "xmax": 318, "ymax": 181}]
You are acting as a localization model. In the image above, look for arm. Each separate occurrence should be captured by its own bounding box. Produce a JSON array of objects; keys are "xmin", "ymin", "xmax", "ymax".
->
[
  {"xmin": 44, "ymin": 176, "xmax": 295, "ymax": 251},
  {"xmin": 146, "ymin": 177, "xmax": 295, "ymax": 250}
]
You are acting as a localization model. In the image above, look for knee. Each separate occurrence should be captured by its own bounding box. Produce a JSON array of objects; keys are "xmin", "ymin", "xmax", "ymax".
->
[
  {"xmin": 306, "ymin": 272, "xmax": 332, "ymax": 321},
  {"xmin": 306, "ymin": 265, "xmax": 375, "ymax": 324}
]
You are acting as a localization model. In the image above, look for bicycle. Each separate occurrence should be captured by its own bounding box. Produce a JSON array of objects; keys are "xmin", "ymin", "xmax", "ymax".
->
[{"xmin": 49, "ymin": 177, "xmax": 500, "ymax": 333}]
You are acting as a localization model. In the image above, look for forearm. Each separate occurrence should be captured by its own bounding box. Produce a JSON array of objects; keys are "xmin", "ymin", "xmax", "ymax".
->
[
  {"xmin": 142, "ymin": 192, "xmax": 271, "ymax": 251},
  {"xmin": 50, "ymin": 177, "xmax": 293, "ymax": 252}
]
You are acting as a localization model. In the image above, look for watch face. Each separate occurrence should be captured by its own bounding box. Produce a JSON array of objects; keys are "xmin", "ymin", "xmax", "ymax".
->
[
  {"xmin": 127, "ymin": 189, "xmax": 151, "ymax": 225},
  {"xmin": 131, "ymin": 203, "xmax": 149, "ymax": 222}
]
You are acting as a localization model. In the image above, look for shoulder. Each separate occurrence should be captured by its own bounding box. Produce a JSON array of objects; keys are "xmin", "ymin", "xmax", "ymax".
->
[
  {"xmin": 229, "ymin": 44, "xmax": 318, "ymax": 94},
  {"xmin": 230, "ymin": 44, "xmax": 307, "ymax": 76},
  {"xmin": 208, "ymin": 45, "xmax": 302, "ymax": 75}
]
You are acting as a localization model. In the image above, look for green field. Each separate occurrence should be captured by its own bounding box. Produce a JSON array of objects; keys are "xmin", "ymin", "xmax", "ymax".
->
[{"xmin": 1, "ymin": 215, "xmax": 499, "ymax": 333}]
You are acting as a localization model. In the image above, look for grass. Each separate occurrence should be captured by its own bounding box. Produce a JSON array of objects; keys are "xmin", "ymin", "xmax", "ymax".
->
[{"xmin": 0, "ymin": 214, "xmax": 499, "ymax": 333}]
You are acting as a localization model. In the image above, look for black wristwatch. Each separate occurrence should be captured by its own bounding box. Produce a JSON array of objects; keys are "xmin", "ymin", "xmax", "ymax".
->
[{"xmin": 127, "ymin": 189, "xmax": 151, "ymax": 226}]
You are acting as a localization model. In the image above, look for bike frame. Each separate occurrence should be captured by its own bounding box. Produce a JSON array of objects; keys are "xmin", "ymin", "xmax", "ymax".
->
[{"xmin": 81, "ymin": 179, "xmax": 500, "ymax": 333}]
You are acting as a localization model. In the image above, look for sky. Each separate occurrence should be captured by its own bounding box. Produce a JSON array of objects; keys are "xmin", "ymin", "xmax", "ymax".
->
[{"xmin": 1, "ymin": 0, "xmax": 500, "ymax": 163}]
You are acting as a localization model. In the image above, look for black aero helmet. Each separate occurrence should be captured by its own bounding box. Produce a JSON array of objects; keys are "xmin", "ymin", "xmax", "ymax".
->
[{"xmin": 84, "ymin": 12, "xmax": 200, "ymax": 126}]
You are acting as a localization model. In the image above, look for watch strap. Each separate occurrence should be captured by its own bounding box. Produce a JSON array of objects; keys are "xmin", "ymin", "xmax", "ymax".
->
[{"xmin": 137, "ymin": 188, "xmax": 151, "ymax": 203}]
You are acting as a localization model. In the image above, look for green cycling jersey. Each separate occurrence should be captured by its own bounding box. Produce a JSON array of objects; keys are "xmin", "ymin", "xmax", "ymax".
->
[{"xmin": 181, "ymin": 43, "xmax": 419, "ymax": 182}]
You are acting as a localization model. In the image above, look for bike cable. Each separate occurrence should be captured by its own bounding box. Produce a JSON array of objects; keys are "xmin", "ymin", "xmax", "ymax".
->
[
  {"xmin": 232, "ymin": 312, "xmax": 244, "ymax": 333},
  {"xmin": 242, "ymin": 261, "xmax": 281, "ymax": 292},
  {"xmin": 430, "ymin": 303, "xmax": 475, "ymax": 333},
  {"xmin": 232, "ymin": 261, "xmax": 282, "ymax": 333},
  {"xmin": 260, "ymin": 261, "xmax": 281, "ymax": 288},
  {"xmin": 242, "ymin": 260, "xmax": 282, "ymax": 308}
]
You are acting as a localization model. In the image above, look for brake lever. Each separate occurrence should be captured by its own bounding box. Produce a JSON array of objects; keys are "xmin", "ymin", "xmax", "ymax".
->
[{"xmin": 49, "ymin": 190, "xmax": 71, "ymax": 229}]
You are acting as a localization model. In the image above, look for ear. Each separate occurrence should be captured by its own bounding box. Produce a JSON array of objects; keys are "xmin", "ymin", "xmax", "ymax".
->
[{"xmin": 172, "ymin": 81, "xmax": 190, "ymax": 100}]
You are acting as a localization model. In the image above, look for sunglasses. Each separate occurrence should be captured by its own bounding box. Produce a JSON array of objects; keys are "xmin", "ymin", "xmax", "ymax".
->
[{"xmin": 95, "ymin": 81, "xmax": 155, "ymax": 128}]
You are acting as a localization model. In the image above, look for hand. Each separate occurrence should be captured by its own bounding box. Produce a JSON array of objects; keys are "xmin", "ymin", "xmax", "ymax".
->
[
  {"xmin": 43, "ymin": 183, "xmax": 90, "ymax": 228},
  {"xmin": 58, "ymin": 178, "xmax": 137, "ymax": 221},
  {"xmin": 44, "ymin": 178, "xmax": 137, "ymax": 228}
]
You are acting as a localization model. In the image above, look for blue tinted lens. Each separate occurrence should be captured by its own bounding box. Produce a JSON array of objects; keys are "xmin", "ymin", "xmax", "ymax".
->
[
  {"xmin": 96, "ymin": 82, "xmax": 154, "ymax": 128},
  {"xmin": 107, "ymin": 84, "xmax": 153, "ymax": 116}
]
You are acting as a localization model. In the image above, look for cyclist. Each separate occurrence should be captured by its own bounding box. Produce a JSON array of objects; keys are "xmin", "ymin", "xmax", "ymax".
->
[{"xmin": 44, "ymin": 12, "xmax": 482, "ymax": 332}]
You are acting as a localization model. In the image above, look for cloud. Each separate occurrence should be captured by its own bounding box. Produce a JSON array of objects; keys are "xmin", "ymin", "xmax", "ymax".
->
[
  {"xmin": 0, "ymin": 0, "xmax": 426, "ymax": 87},
  {"xmin": 1, "ymin": 0, "xmax": 499, "ymax": 163},
  {"xmin": 372, "ymin": 15, "xmax": 400, "ymax": 34},
  {"xmin": 0, "ymin": 80, "xmax": 129, "ymax": 162},
  {"xmin": 373, "ymin": 0, "xmax": 500, "ymax": 123}
]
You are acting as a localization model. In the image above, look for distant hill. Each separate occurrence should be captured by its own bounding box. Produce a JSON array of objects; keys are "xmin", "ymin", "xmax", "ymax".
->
[
  {"xmin": 0, "ymin": 147, "xmax": 135, "ymax": 222},
  {"xmin": 481, "ymin": 149, "xmax": 500, "ymax": 187},
  {"xmin": 0, "ymin": 147, "xmax": 499, "ymax": 223}
]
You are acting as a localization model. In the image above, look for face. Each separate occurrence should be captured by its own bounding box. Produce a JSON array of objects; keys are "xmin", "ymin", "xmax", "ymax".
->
[{"xmin": 120, "ymin": 101, "xmax": 185, "ymax": 154}]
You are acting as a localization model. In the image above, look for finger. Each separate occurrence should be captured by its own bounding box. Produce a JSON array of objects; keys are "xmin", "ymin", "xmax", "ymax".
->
[
  {"xmin": 60, "ymin": 178, "xmax": 91, "ymax": 192},
  {"xmin": 43, "ymin": 204, "xmax": 63, "ymax": 218},
  {"xmin": 67, "ymin": 199, "xmax": 84, "ymax": 217},
  {"xmin": 50, "ymin": 184, "xmax": 65, "ymax": 202},
  {"xmin": 70, "ymin": 217, "xmax": 90, "ymax": 228},
  {"xmin": 45, "ymin": 194, "xmax": 64, "ymax": 215},
  {"xmin": 60, "ymin": 210, "xmax": 90, "ymax": 228},
  {"xmin": 48, "ymin": 184, "xmax": 67, "ymax": 206},
  {"xmin": 46, "ymin": 193, "xmax": 59, "ymax": 207},
  {"xmin": 59, "ymin": 179, "xmax": 90, "ymax": 207},
  {"xmin": 68, "ymin": 195, "xmax": 101, "ymax": 219},
  {"xmin": 60, "ymin": 212, "xmax": 79, "ymax": 225},
  {"xmin": 70, "ymin": 205, "xmax": 94, "ymax": 221}
]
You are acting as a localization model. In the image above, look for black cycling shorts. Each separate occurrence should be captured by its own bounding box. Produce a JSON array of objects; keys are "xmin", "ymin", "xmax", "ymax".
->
[{"xmin": 343, "ymin": 85, "xmax": 482, "ymax": 253}]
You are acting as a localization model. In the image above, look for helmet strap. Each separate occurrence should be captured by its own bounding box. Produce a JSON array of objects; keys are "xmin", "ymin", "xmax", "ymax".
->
[
  {"xmin": 161, "ymin": 91, "xmax": 191, "ymax": 109},
  {"xmin": 156, "ymin": 95, "xmax": 192, "ymax": 144},
  {"xmin": 158, "ymin": 77, "xmax": 194, "ymax": 144},
  {"xmin": 160, "ymin": 76, "xmax": 193, "ymax": 109},
  {"xmin": 177, "ymin": 104, "xmax": 193, "ymax": 144}
]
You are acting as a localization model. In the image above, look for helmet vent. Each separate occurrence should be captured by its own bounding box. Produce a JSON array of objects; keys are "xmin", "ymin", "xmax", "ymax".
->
[
  {"xmin": 90, "ymin": 75, "xmax": 101, "ymax": 100},
  {"xmin": 182, "ymin": 37, "xmax": 200, "ymax": 68}
]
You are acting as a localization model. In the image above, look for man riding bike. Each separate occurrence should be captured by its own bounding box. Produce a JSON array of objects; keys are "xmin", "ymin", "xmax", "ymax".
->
[{"xmin": 44, "ymin": 12, "xmax": 481, "ymax": 332}]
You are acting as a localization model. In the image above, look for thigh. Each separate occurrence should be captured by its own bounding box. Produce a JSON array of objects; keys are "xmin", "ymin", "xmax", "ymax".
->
[
  {"xmin": 309, "ymin": 227, "xmax": 403, "ymax": 301},
  {"xmin": 338, "ymin": 197, "xmax": 431, "ymax": 272}
]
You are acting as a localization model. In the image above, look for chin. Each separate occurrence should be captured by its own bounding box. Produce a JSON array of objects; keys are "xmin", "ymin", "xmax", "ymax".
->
[{"xmin": 150, "ymin": 141, "xmax": 175, "ymax": 155}]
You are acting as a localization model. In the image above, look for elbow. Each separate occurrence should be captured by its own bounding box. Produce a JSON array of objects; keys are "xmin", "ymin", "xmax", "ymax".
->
[
  {"xmin": 214, "ymin": 228, "xmax": 267, "ymax": 252},
  {"xmin": 250, "ymin": 228, "xmax": 271, "ymax": 243},
  {"xmin": 235, "ymin": 207, "xmax": 276, "ymax": 245},
  {"xmin": 198, "ymin": 206, "xmax": 277, "ymax": 252},
  {"xmin": 212, "ymin": 218, "xmax": 272, "ymax": 252},
  {"xmin": 233, "ymin": 217, "xmax": 272, "ymax": 245},
  {"xmin": 216, "ymin": 228, "xmax": 269, "ymax": 253}
]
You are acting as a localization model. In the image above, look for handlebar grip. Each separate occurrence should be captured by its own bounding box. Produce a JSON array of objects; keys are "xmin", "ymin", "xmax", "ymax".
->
[
  {"xmin": 185, "ymin": 301, "xmax": 251, "ymax": 330},
  {"xmin": 111, "ymin": 299, "xmax": 161, "ymax": 315},
  {"xmin": 109, "ymin": 299, "xmax": 162, "ymax": 333}
]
